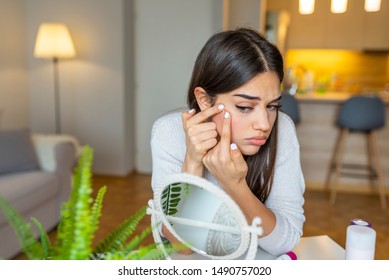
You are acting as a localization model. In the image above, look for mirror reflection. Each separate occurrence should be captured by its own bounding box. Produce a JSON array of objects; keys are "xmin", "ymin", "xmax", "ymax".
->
[{"xmin": 160, "ymin": 181, "xmax": 242, "ymax": 257}]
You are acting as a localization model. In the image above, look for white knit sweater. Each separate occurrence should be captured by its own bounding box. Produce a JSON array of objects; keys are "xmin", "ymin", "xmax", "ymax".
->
[{"xmin": 150, "ymin": 109, "xmax": 305, "ymax": 256}]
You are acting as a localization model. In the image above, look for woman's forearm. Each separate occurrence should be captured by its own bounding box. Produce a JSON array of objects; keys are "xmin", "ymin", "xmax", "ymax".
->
[{"xmin": 226, "ymin": 182, "xmax": 276, "ymax": 237}]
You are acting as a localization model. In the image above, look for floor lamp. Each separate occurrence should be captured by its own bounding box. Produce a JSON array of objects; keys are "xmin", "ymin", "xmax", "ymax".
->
[{"xmin": 34, "ymin": 23, "xmax": 76, "ymax": 134}]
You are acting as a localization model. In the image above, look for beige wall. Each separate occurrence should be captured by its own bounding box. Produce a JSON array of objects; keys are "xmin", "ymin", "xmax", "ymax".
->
[
  {"xmin": 0, "ymin": 0, "xmax": 29, "ymax": 129},
  {"xmin": 25, "ymin": 0, "xmax": 133, "ymax": 175},
  {"xmin": 134, "ymin": 0, "xmax": 223, "ymax": 173},
  {"xmin": 223, "ymin": 0, "xmax": 267, "ymax": 32},
  {"xmin": 1, "ymin": 0, "xmax": 223, "ymax": 175}
]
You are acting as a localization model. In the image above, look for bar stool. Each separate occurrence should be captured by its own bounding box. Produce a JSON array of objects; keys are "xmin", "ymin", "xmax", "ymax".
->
[
  {"xmin": 280, "ymin": 93, "xmax": 300, "ymax": 125},
  {"xmin": 325, "ymin": 96, "xmax": 387, "ymax": 210}
]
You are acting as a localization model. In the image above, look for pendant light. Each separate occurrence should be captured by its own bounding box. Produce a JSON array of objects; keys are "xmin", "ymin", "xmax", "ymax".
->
[
  {"xmin": 299, "ymin": 0, "xmax": 315, "ymax": 15},
  {"xmin": 331, "ymin": 0, "xmax": 348, "ymax": 13},
  {"xmin": 365, "ymin": 0, "xmax": 381, "ymax": 12}
]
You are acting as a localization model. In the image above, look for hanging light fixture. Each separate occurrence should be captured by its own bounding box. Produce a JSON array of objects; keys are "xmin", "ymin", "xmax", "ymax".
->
[
  {"xmin": 331, "ymin": 0, "xmax": 348, "ymax": 13},
  {"xmin": 364, "ymin": 0, "xmax": 381, "ymax": 12},
  {"xmin": 299, "ymin": 0, "xmax": 315, "ymax": 15}
]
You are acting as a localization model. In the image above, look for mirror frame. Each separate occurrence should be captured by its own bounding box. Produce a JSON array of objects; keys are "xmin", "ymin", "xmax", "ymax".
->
[{"xmin": 149, "ymin": 173, "xmax": 263, "ymax": 260}]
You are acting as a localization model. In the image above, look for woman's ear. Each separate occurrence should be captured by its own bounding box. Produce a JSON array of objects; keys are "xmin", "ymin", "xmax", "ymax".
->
[{"xmin": 194, "ymin": 87, "xmax": 212, "ymax": 111}]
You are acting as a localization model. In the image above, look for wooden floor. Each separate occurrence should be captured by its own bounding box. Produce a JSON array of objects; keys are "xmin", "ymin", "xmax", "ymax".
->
[{"xmin": 14, "ymin": 172, "xmax": 389, "ymax": 259}]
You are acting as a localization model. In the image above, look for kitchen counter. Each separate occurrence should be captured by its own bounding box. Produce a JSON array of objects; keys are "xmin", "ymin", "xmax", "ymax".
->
[
  {"xmin": 295, "ymin": 91, "xmax": 389, "ymax": 104},
  {"xmin": 292, "ymin": 92, "xmax": 389, "ymax": 194}
]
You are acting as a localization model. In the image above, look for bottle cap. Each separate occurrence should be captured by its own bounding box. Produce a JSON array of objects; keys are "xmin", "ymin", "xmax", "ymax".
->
[
  {"xmin": 286, "ymin": 251, "xmax": 297, "ymax": 260},
  {"xmin": 350, "ymin": 218, "xmax": 372, "ymax": 228}
]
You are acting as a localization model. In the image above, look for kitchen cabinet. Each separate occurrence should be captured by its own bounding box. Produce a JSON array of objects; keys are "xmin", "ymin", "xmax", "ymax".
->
[
  {"xmin": 287, "ymin": 0, "xmax": 329, "ymax": 49},
  {"xmin": 268, "ymin": 0, "xmax": 389, "ymax": 50},
  {"xmin": 363, "ymin": 0, "xmax": 389, "ymax": 50},
  {"xmin": 325, "ymin": 1, "xmax": 364, "ymax": 49}
]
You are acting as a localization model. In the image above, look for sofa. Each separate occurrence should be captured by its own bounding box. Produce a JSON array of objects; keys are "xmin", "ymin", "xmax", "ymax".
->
[{"xmin": 0, "ymin": 129, "xmax": 79, "ymax": 259}]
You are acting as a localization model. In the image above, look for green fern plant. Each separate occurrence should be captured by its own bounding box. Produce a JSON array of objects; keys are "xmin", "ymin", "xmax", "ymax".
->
[
  {"xmin": 161, "ymin": 182, "xmax": 192, "ymax": 216},
  {"xmin": 0, "ymin": 145, "xmax": 169, "ymax": 260}
]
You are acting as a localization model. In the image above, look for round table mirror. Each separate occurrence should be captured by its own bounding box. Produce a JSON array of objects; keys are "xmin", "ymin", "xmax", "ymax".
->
[{"xmin": 148, "ymin": 173, "xmax": 263, "ymax": 260}]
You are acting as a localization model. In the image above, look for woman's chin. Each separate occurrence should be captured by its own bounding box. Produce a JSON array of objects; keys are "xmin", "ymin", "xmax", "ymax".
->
[{"xmin": 240, "ymin": 145, "xmax": 261, "ymax": 156}]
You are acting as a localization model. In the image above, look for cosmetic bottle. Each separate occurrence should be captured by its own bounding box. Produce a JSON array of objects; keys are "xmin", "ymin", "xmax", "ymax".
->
[{"xmin": 345, "ymin": 219, "xmax": 376, "ymax": 260}]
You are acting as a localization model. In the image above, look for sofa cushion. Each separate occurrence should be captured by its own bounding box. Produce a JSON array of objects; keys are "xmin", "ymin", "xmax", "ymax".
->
[
  {"xmin": 0, "ymin": 171, "xmax": 59, "ymax": 227},
  {"xmin": 0, "ymin": 129, "xmax": 40, "ymax": 175}
]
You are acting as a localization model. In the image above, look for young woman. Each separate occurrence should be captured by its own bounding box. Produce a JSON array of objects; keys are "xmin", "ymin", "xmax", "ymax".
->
[{"xmin": 151, "ymin": 28, "xmax": 305, "ymax": 257}]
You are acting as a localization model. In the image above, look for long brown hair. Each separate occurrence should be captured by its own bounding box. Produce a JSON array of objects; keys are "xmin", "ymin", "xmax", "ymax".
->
[{"xmin": 186, "ymin": 28, "xmax": 284, "ymax": 203}]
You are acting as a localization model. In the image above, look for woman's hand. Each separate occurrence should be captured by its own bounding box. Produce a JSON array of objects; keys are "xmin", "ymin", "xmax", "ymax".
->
[
  {"xmin": 204, "ymin": 111, "xmax": 277, "ymax": 236},
  {"xmin": 181, "ymin": 105, "xmax": 224, "ymax": 176},
  {"xmin": 202, "ymin": 111, "xmax": 248, "ymax": 194}
]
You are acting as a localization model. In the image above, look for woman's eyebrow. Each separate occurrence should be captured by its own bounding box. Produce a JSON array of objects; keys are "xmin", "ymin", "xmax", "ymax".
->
[
  {"xmin": 233, "ymin": 93, "xmax": 260, "ymax": 100},
  {"xmin": 233, "ymin": 94, "xmax": 282, "ymax": 102}
]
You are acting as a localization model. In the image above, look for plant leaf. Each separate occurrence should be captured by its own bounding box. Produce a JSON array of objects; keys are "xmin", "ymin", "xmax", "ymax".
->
[
  {"xmin": 105, "ymin": 243, "xmax": 170, "ymax": 260},
  {"xmin": 92, "ymin": 206, "xmax": 147, "ymax": 255},
  {"xmin": 31, "ymin": 217, "xmax": 51, "ymax": 259},
  {"xmin": 90, "ymin": 186, "xmax": 107, "ymax": 234},
  {"xmin": 122, "ymin": 226, "xmax": 152, "ymax": 253},
  {"xmin": 0, "ymin": 196, "xmax": 43, "ymax": 259},
  {"xmin": 0, "ymin": 145, "xmax": 158, "ymax": 260},
  {"xmin": 55, "ymin": 145, "xmax": 94, "ymax": 259},
  {"xmin": 161, "ymin": 183, "xmax": 184, "ymax": 217}
]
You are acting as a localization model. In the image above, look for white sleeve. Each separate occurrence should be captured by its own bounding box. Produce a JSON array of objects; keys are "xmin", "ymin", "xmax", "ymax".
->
[
  {"xmin": 150, "ymin": 112, "xmax": 186, "ymax": 191},
  {"xmin": 150, "ymin": 112, "xmax": 187, "ymax": 237},
  {"xmin": 257, "ymin": 112, "xmax": 306, "ymax": 256}
]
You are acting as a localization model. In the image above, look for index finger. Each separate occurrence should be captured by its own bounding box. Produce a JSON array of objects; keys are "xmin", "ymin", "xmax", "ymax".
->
[
  {"xmin": 186, "ymin": 104, "xmax": 224, "ymax": 125},
  {"xmin": 220, "ymin": 111, "xmax": 232, "ymax": 154}
]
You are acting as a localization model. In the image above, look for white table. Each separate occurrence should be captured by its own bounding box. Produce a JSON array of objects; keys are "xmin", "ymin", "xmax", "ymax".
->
[
  {"xmin": 171, "ymin": 235, "xmax": 345, "ymax": 260},
  {"xmin": 293, "ymin": 235, "xmax": 345, "ymax": 260}
]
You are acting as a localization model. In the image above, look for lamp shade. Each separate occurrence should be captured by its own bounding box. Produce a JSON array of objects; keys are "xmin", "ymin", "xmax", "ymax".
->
[{"xmin": 34, "ymin": 23, "xmax": 76, "ymax": 58}]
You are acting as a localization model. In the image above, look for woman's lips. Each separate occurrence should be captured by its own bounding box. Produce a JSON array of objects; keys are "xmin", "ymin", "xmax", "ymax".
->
[{"xmin": 246, "ymin": 136, "xmax": 267, "ymax": 146}]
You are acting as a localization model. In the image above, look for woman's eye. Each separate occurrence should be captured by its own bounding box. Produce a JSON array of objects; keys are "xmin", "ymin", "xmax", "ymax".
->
[
  {"xmin": 236, "ymin": 105, "xmax": 253, "ymax": 112},
  {"xmin": 267, "ymin": 103, "xmax": 282, "ymax": 111}
]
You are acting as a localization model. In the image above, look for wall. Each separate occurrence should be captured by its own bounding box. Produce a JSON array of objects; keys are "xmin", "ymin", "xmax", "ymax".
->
[
  {"xmin": 2, "ymin": 0, "xmax": 227, "ymax": 175},
  {"xmin": 124, "ymin": 0, "xmax": 136, "ymax": 176},
  {"xmin": 134, "ymin": 0, "xmax": 223, "ymax": 173},
  {"xmin": 0, "ymin": 0, "xmax": 29, "ymax": 129},
  {"xmin": 224, "ymin": 0, "xmax": 267, "ymax": 32},
  {"xmin": 25, "ymin": 0, "xmax": 134, "ymax": 175}
]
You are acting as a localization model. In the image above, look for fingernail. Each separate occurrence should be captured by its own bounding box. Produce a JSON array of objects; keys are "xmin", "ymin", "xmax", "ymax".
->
[
  {"xmin": 217, "ymin": 104, "xmax": 224, "ymax": 110},
  {"xmin": 188, "ymin": 108, "xmax": 195, "ymax": 114},
  {"xmin": 230, "ymin": 143, "xmax": 237, "ymax": 150},
  {"xmin": 224, "ymin": 111, "xmax": 230, "ymax": 119}
]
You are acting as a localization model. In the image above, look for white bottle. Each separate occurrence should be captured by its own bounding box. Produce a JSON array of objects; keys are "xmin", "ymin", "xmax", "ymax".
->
[{"xmin": 345, "ymin": 225, "xmax": 376, "ymax": 260}]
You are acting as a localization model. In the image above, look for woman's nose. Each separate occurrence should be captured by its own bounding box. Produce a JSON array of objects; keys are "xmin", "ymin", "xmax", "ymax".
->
[{"xmin": 253, "ymin": 110, "xmax": 271, "ymax": 131}]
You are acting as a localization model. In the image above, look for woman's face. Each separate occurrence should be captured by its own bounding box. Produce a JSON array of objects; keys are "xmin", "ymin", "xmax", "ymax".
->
[{"xmin": 211, "ymin": 72, "xmax": 281, "ymax": 156}]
